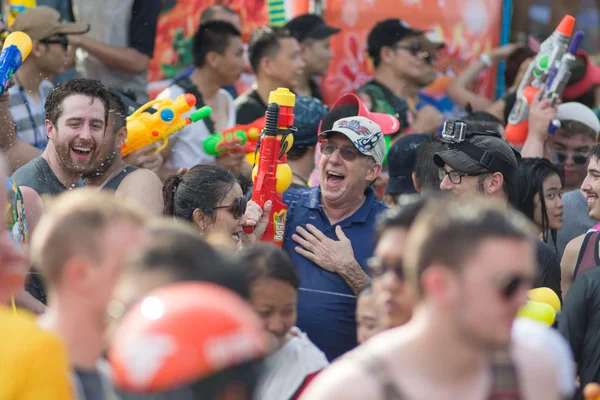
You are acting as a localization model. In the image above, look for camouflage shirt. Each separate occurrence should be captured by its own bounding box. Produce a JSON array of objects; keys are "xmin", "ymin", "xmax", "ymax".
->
[{"xmin": 357, "ymin": 79, "xmax": 413, "ymax": 135}]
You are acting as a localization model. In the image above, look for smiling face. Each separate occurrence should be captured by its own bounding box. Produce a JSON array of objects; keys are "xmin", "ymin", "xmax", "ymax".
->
[
  {"xmin": 318, "ymin": 133, "xmax": 381, "ymax": 207},
  {"xmin": 209, "ymin": 182, "xmax": 247, "ymax": 244},
  {"xmin": 581, "ymin": 155, "xmax": 600, "ymax": 220},
  {"xmin": 46, "ymin": 94, "xmax": 107, "ymax": 174},
  {"xmin": 533, "ymin": 173, "xmax": 564, "ymax": 231}
]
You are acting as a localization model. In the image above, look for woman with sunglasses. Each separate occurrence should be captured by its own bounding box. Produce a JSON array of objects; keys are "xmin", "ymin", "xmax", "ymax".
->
[
  {"xmin": 237, "ymin": 242, "xmax": 328, "ymax": 400},
  {"xmin": 163, "ymin": 164, "xmax": 265, "ymax": 246},
  {"xmin": 509, "ymin": 158, "xmax": 565, "ymax": 246}
]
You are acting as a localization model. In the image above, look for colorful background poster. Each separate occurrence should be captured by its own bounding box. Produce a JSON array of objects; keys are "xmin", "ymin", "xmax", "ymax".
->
[{"xmin": 148, "ymin": 0, "xmax": 504, "ymax": 106}]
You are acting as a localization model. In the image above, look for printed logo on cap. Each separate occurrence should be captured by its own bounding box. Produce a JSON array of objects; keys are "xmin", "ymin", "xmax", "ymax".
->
[
  {"xmin": 338, "ymin": 119, "xmax": 372, "ymax": 136},
  {"xmin": 357, "ymin": 131, "xmax": 382, "ymax": 152}
]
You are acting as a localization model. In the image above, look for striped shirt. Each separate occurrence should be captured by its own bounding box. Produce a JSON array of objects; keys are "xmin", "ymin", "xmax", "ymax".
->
[{"xmin": 8, "ymin": 80, "xmax": 54, "ymax": 150}]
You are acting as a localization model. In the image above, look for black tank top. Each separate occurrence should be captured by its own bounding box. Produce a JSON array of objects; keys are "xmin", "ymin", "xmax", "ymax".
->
[
  {"xmin": 355, "ymin": 348, "xmax": 522, "ymax": 400},
  {"xmin": 101, "ymin": 166, "xmax": 138, "ymax": 191},
  {"xmin": 573, "ymin": 230, "xmax": 600, "ymax": 280}
]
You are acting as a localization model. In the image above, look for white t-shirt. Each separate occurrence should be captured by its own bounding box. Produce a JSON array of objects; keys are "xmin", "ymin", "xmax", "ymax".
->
[
  {"xmin": 156, "ymin": 84, "xmax": 236, "ymax": 169},
  {"xmin": 511, "ymin": 318, "xmax": 576, "ymax": 398}
]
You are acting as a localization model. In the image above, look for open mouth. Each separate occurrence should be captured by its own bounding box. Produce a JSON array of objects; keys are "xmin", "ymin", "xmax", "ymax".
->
[
  {"xmin": 587, "ymin": 193, "xmax": 598, "ymax": 209},
  {"xmin": 231, "ymin": 231, "xmax": 242, "ymax": 243},
  {"xmin": 71, "ymin": 146, "xmax": 92, "ymax": 159},
  {"xmin": 326, "ymin": 171, "xmax": 345, "ymax": 187}
]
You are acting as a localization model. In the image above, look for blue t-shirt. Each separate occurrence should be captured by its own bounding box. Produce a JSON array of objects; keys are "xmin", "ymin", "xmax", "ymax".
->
[{"xmin": 282, "ymin": 186, "xmax": 388, "ymax": 361}]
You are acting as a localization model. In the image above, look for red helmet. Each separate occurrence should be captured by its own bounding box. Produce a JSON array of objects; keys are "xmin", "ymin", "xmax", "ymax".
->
[{"xmin": 109, "ymin": 282, "xmax": 269, "ymax": 393}]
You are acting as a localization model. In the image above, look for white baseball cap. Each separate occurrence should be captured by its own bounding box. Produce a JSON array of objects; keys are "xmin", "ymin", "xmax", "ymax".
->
[
  {"xmin": 557, "ymin": 102, "xmax": 600, "ymax": 135},
  {"xmin": 318, "ymin": 116, "xmax": 387, "ymax": 164}
]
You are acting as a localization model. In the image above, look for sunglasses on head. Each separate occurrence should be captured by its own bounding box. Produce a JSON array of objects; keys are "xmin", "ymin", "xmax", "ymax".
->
[
  {"xmin": 394, "ymin": 42, "xmax": 434, "ymax": 64},
  {"xmin": 40, "ymin": 36, "xmax": 69, "ymax": 51},
  {"xmin": 209, "ymin": 196, "xmax": 247, "ymax": 219},
  {"xmin": 321, "ymin": 141, "xmax": 361, "ymax": 162},
  {"xmin": 496, "ymin": 274, "xmax": 535, "ymax": 301},
  {"xmin": 553, "ymin": 151, "xmax": 588, "ymax": 166},
  {"xmin": 368, "ymin": 257, "xmax": 404, "ymax": 281}
]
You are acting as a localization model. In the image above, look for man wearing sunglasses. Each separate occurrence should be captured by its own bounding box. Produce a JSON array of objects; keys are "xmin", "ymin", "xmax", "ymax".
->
[
  {"xmin": 523, "ymin": 99, "xmax": 600, "ymax": 259},
  {"xmin": 433, "ymin": 122, "xmax": 562, "ymax": 301},
  {"xmin": 357, "ymin": 18, "xmax": 445, "ymax": 136},
  {"xmin": 249, "ymin": 116, "xmax": 387, "ymax": 361},
  {"xmin": 3, "ymin": 6, "xmax": 88, "ymax": 168},
  {"xmin": 302, "ymin": 197, "xmax": 562, "ymax": 400}
]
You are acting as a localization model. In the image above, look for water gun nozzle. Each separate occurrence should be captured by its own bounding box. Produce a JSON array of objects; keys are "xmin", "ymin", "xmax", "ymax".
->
[{"xmin": 556, "ymin": 15, "xmax": 575, "ymax": 36}]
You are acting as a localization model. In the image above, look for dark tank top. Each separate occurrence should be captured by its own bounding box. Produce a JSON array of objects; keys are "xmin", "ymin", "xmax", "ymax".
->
[
  {"xmin": 574, "ymin": 230, "xmax": 600, "ymax": 280},
  {"xmin": 101, "ymin": 166, "xmax": 137, "ymax": 191}
]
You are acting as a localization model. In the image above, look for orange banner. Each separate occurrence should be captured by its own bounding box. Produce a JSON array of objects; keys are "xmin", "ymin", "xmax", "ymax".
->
[{"xmin": 321, "ymin": 0, "xmax": 503, "ymax": 106}]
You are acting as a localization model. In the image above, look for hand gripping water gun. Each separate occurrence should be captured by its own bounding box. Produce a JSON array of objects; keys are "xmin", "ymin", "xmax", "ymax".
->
[
  {"xmin": 243, "ymin": 88, "xmax": 295, "ymax": 246},
  {"xmin": 0, "ymin": 31, "xmax": 31, "ymax": 97},
  {"xmin": 505, "ymin": 15, "xmax": 584, "ymax": 146},
  {"xmin": 121, "ymin": 94, "xmax": 212, "ymax": 157},
  {"xmin": 203, "ymin": 117, "xmax": 264, "ymax": 164}
]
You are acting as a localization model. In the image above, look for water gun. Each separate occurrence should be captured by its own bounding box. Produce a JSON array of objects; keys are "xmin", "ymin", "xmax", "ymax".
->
[
  {"xmin": 121, "ymin": 94, "xmax": 212, "ymax": 157},
  {"xmin": 505, "ymin": 15, "xmax": 583, "ymax": 146},
  {"xmin": 243, "ymin": 88, "xmax": 295, "ymax": 246},
  {"xmin": 516, "ymin": 287, "xmax": 561, "ymax": 327},
  {"xmin": 3, "ymin": 0, "xmax": 36, "ymax": 27},
  {"xmin": 0, "ymin": 31, "xmax": 31, "ymax": 97},
  {"xmin": 203, "ymin": 118, "xmax": 264, "ymax": 164}
]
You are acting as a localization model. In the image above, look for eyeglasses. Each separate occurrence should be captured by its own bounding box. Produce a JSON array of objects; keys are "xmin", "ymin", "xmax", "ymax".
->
[
  {"xmin": 208, "ymin": 196, "xmax": 247, "ymax": 219},
  {"xmin": 439, "ymin": 169, "xmax": 489, "ymax": 184},
  {"xmin": 495, "ymin": 274, "xmax": 535, "ymax": 301},
  {"xmin": 394, "ymin": 42, "xmax": 434, "ymax": 64},
  {"xmin": 368, "ymin": 257, "xmax": 404, "ymax": 281},
  {"xmin": 321, "ymin": 141, "xmax": 361, "ymax": 161},
  {"xmin": 40, "ymin": 36, "xmax": 69, "ymax": 51},
  {"xmin": 552, "ymin": 151, "xmax": 588, "ymax": 166}
]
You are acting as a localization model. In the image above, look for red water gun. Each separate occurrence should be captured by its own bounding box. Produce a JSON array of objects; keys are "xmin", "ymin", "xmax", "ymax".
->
[{"xmin": 243, "ymin": 88, "xmax": 295, "ymax": 246}]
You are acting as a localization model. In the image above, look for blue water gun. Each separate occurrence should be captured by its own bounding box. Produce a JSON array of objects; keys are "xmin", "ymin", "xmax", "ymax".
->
[{"xmin": 0, "ymin": 31, "xmax": 32, "ymax": 96}]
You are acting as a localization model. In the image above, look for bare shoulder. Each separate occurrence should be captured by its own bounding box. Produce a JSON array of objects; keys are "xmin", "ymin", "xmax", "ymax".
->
[
  {"xmin": 564, "ymin": 233, "xmax": 586, "ymax": 258},
  {"xmin": 116, "ymin": 168, "xmax": 164, "ymax": 216},
  {"xmin": 299, "ymin": 348, "xmax": 383, "ymax": 400},
  {"xmin": 512, "ymin": 341, "xmax": 561, "ymax": 400}
]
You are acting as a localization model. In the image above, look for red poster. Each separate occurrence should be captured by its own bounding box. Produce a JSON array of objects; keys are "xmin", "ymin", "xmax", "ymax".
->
[{"xmin": 321, "ymin": 0, "xmax": 504, "ymax": 106}]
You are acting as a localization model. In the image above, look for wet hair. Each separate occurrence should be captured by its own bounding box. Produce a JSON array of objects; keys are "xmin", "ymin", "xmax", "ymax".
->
[
  {"xmin": 107, "ymin": 91, "xmax": 127, "ymax": 133},
  {"xmin": 123, "ymin": 220, "xmax": 249, "ymax": 298},
  {"xmin": 320, "ymin": 104, "xmax": 359, "ymax": 132},
  {"xmin": 509, "ymin": 158, "xmax": 564, "ymax": 245},
  {"xmin": 413, "ymin": 136, "xmax": 446, "ymax": 193},
  {"xmin": 45, "ymin": 78, "xmax": 111, "ymax": 126},
  {"xmin": 589, "ymin": 143, "xmax": 600, "ymax": 162},
  {"xmin": 162, "ymin": 164, "xmax": 237, "ymax": 222},
  {"xmin": 248, "ymin": 26, "xmax": 294, "ymax": 75},
  {"xmin": 193, "ymin": 20, "xmax": 241, "ymax": 68},
  {"xmin": 236, "ymin": 243, "xmax": 300, "ymax": 290},
  {"xmin": 199, "ymin": 5, "xmax": 237, "ymax": 24}
]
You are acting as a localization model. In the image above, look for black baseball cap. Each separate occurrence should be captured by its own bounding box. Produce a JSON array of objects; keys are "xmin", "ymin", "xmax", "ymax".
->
[
  {"xmin": 285, "ymin": 14, "xmax": 340, "ymax": 42},
  {"xmin": 293, "ymin": 96, "xmax": 329, "ymax": 148},
  {"xmin": 433, "ymin": 134, "xmax": 521, "ymax": 184},
  {"xmin": 386, "ymin": 134, "xmax": 430, "ymax": 195},
  {"xmin": 367, "ymin": 18, "xmax": 444, "ymax": 60}
]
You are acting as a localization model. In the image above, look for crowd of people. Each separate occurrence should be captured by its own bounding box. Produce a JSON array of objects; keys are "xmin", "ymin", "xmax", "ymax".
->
[{"xmin": 4, "ymin": 2, "xmax": 600, "ymax": 400}]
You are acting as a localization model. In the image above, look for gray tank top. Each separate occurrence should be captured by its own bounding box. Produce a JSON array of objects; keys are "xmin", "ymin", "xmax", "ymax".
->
[{"xmin": 11, "ymin": 157, "xmax": 82, "ymax": 195}]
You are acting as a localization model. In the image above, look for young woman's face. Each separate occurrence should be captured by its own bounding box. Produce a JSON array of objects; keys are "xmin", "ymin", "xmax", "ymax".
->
[
  {"xmin": 209, "ymin": 183, "xmax": 248, "ymax": 244},
  {"xmin": 533, "ymin": 173, "xmax": 564, "ymax": 231},
  {"xmin": 249, "ymin": 277, "xmax": 298, "ymax": 349}
]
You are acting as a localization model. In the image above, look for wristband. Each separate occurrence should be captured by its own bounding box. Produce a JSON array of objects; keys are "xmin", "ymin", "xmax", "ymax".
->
[{"xmin": 479, "ymin": 53, "xmax": 493, "ymax": 68}]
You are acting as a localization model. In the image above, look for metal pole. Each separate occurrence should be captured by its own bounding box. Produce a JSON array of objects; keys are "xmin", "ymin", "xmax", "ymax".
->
[{"xmin": 496, "ymin": 0, "xmax": 513, "ymax": 99}]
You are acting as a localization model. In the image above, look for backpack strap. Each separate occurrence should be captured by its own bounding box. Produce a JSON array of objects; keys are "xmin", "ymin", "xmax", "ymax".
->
[
  {"xmin": 488, "ymin": 349, "xmax": 522, "ymax": 400},
  {"xmin": 173, "ymin": 76, "xmax": 216, "ymax": 134}
]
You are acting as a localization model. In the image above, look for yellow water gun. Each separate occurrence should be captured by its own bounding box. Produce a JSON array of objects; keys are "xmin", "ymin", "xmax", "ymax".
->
[{"xmin": 121, "ymin": 93, "xmax": 212, "ymax": 157}]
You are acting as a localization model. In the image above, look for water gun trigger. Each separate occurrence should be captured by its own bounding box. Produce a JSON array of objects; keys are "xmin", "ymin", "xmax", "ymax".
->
[{"xmin": 153, "ymin": 138, "xmax": 169, "ymax": 154}]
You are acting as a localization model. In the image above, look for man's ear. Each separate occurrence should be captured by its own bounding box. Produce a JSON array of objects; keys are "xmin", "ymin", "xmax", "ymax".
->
[
  {"xmin": 412, "ymin": 171, "xmax": 421, "ymax": 192},
  {"xmin": 117, "ymin": 127, "xmax": 127, "ymax": 148},
  {"xmin": 379, "ymin": 46, "xmax": 396, "ymax": 65},
  {"xmin": 259, "ymin": 56, "xmax": 273, "ymax": 77},
  {"xmin": 204, "ymin": 51, "xmax": 220, "ymax": 69},
  {"xmin": 46, "ymin": 120, "xmax": 56, "ymax": 140},
  {"xmin": 366, "ymin": 162, "xmax": 383, "ymax": 182},
  {"xmin": 487, "ymin": 172, "xmax": 504, "ymax": 195},
  {"xmin": 31, "ymin": 41, "xmax": 46, "ymax": 58}
]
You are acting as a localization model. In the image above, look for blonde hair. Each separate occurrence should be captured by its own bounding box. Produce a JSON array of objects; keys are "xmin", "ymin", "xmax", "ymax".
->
[{"xmin": 30, "ymin": 188, "xmax": 148, "ymax": 287}]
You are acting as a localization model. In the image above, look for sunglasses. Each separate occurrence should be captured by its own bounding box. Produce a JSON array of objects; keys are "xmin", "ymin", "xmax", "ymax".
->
[
  {"xmin": 553, "ymin": 151, "xmax": 588, "ymax": 166},
  {"xmin": 439, "ymin": 169, "xmax": 489, "ymax": 185},
  {"xmin": 209, "ymin": 196, "xmax": 247, "ymax": 219},
  {"xmin": 394, "ymin": 42, "xmax": 434, "ymax": 64},
  {"xmin": 495, "ymin": 274, "xmax": 535, "ymax": 301},
  {"xmin": 321, "ymin": 141, "xmax": 361, "ymax": 162},
  {"xmin": 40, "ymin": 36, "xmax": 69, "ymax": 51},
  {"xmin": 368, "ymin": 257, "xmax": 404, "ymax": 281}
]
